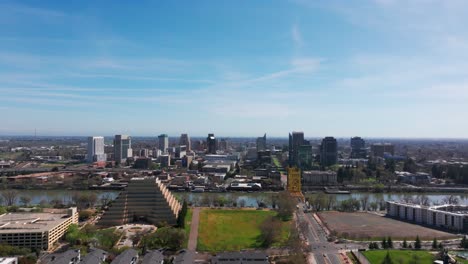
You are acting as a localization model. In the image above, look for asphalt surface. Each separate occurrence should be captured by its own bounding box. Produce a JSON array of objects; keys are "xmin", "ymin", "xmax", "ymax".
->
[{"xmin": 297, "ymin": 204, "xmax": 345, "ymax": 264}]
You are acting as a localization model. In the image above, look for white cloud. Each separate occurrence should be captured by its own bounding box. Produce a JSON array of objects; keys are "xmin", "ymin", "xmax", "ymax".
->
[{"xmin": 291, "ymin": 24, "xmax": 304, "ymax": 48}]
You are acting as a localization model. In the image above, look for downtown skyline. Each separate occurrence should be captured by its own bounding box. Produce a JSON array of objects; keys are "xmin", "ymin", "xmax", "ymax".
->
[{"xmin": 1, "ymin": 1, "xmax": 468, "ymax": 138}]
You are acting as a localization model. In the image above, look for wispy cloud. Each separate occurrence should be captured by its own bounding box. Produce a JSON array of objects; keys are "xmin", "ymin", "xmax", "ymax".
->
[{"xmin": 291, "ymin": 24, "xmax": 304, "ymax": 48}]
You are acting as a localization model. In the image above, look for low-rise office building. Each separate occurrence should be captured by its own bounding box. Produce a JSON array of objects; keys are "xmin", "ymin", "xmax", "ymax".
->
[
  {"xmin": 301, "ymin": 170, "xmax": 337, "ymax": 190},
  {"xmin": 0, "ymin": 208, "xmax": 78, "ymax": 251},
  {"xmin": 387, "ymin": 201, "xmax": 468, "ymax": 232}
]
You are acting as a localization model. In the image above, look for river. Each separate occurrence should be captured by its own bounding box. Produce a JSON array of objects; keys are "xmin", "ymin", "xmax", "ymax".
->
[{"xmin": 3, "ymin": 190, "xmax": 468, "ymax": 207}]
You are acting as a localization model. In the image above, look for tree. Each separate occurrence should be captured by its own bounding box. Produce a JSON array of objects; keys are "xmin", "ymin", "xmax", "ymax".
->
[
  {"xmin": 432, "ymin": 238, "xmax": 438, "ymax": 249},
  {"xmin": 461, "ymin": 236, "xmax": 468, "ymax": 249},
  {"xmin": 140, "ymin": 227, "xmax": 185, "ymax": 251},
  {"xmin": 402, "ymin": 238, "xmax": 408, "ymax": 248},
  {"xmin": 239, "ymin": 199, "xmax": 246, "ymax": 208},
  {"xmin": 2, "ymin": 190, "xmax": 19, "ymax": 206},
  {"xmin": 442, "ymin": 195, "xmax": 459, "ymax": 205},
  {"xmin": 382, "ymin": 237, "xmax": 388, "ymax": 249},
  {"xmin": 360, "ymin": 194, "xmax": 370, "ymax": 211},
  {"xmin": 177, "ymin": 200, "xmax": 188, "ymax": 228},
  {"xmin": 258, "ymin": 216, "xmax": 282, "ymax": 247},
  {"xmin": 277, "ymin": 191, "xmax": 296, "ymax": 221},
  {"xmin": 382, "ymin": 251, "xmax": 393, "ymax": 264},
  {"xmin": 414, "ymin": 236, "xmax": 421, "ymax": 249},
  {"xmin": 99, "ymin": 193, "xmax": 113, "ymax": 208},
  {"xmin": 387, "ymin": 237, "xmax": 393, "ymax": 249},
  {"xmin": 19, "ymin": 196, "xmax": 31, "ymax": 207}
]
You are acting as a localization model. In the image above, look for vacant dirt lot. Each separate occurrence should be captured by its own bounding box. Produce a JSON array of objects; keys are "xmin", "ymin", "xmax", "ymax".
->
[{"xmin": 318, "ymin": 211, "xmax": 458, "ymax": 240}]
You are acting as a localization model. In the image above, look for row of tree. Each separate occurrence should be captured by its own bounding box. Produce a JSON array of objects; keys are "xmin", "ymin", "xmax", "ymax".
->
[{"xmin": 369, "ymin": 236, "xmax": 422, "ymax": 250}]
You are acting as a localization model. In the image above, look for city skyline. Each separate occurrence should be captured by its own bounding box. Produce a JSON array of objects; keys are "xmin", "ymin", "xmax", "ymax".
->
[{"xmin": 2, "ymin": 1, "xmax": 468, "ymax": 137}]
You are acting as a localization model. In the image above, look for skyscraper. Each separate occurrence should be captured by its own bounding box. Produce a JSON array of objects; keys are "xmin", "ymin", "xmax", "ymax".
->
[
  {"xmin": 114, "ymin": 135, "xmax": 132, "ymax": 163},
  {"xmin": 289, "ymin": 131, "xmax": 304, "ymax": 166},
  {"xmin": 350, "ymin": 137, "xmax": 366, "ymax": 158},
  {"xmin": 207, "ymin": 133, "xmax": 217, "ymax": 154},
  {"xmin": 179, "ymin": 133, "xmax": 191, "ymax": 151},
  {"xmin": 256, "ymin": 133, "xmax": 267, "ymax": 152},
  {"xmin": 158, "ymin": 134, "xmax": 169, "ymax": 153},
  {"xmin": 320, "ymin": 137, "xmax": 338, "ymax": 167},
  {"xmin": 297, "ymin": 144, "xmax": 313, "ymax": 170},
  {"xmin": 87, "ymin": 136, "xmax": 106, "ymax": 163}
]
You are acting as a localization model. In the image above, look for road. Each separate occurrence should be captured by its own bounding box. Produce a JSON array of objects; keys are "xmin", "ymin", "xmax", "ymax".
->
[
  {"xmin": 187, "ymin": 207, "xmax": 201, "ymax": 251},
  {"xmin": 297, "ymin": 204, "xmax": 360, "ymax": 264}
]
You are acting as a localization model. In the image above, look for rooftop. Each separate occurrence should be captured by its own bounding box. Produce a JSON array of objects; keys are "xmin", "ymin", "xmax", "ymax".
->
[{"xmin": 0, "ymin": 209, "xmax": 74, "ymax": 233}]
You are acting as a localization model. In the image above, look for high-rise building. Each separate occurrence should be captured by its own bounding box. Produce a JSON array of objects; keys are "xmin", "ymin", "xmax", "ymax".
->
[
  {"xmin": 288, "ymin": 132, "xmax": 304, "ymax": 166},
  {"xmin": 256, "ymin": 133, "xmax": 267, "ymax": 152},
  {"xmin": 158, "ymin": 134, "xmax": 169, "ymax": 153},
  {"xmin": 87, "ymin": 136, "xmax": 106, "ymax": 163},
  {"xmin": 350, "ymin": 137, "xmax": 367, "ymax": 158},
  {"xmin": 114, "ymin": 135, "xmax": 132, "ymax": 163},
  {"xmin": 297, "ymin": 144, "xmax": 313, "ymax": 170},
  {"xmin": 371, "ymin": 143, "xmax": 395, "ymax": 158},
  {"xmin": 218, "ymin": 138, "xmax": 229, "ymax": 151},
  {"xmin": 207, "ymin": 133, "xmax": 217, "ymax": 154},
  {"xmin": 320, "ymin": 137, "xmax": 338, "ymax": 167},
  {"xmin": 179, "ymin": 134, "xmax": 191, "ymax": 151}
]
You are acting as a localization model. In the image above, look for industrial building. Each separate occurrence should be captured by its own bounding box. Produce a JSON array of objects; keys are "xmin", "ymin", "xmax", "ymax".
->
[
  {"xmin": 387, "ymin": 201, "xmax": 468, "ymax": 232},
  {"xmin": 0, "ymin": 208, "xmax": 78, "ymax": 251},
  {"xmin": 98, "ymin": 177, "xmax": 181, "ymax": 227}
]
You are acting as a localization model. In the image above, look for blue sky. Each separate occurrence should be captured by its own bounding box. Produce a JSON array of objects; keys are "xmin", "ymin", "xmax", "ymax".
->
[{"xmin": 1, "ymin": 0, "xmax": 468, "ymax": 138}]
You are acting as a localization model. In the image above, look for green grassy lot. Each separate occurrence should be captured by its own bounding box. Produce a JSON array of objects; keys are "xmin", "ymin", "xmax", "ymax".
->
[
  {"xmin": 363, "ymin": 250, "xmax": 435, "ymax": 264},
  {"xmin": 197, "ymin": 209, "xmax": 290, "ymax": 252},
  {"xmin": 182, "ymin": 208, "xmax": 193, "ymax": 248}
]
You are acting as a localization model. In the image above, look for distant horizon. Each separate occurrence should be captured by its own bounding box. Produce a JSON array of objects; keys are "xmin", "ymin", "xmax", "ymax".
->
[{"xmin": 1, "ymin": 134, "xmax": 468, "ymax": 141}]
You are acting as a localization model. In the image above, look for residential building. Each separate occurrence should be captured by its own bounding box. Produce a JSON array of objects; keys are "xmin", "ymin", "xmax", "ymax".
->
[
  {"xmin": 0, "ymin": 258, "xmax": 17, "ymax": 264},
  {"xmin": 87, "ymin": 136, "xmax": 106, "ymax": 163},
  {"xmin": 320, "ymin": 137, "xmax": 338, "ymax": 167},
  {"xmin": 207, "ymin": 133, "xmax": 217, "ymax": 154},
  {"xmin": 111, "ymin": 249, "xmax": 138, "ymax": 264},
  {"xmin": 44, "ymin": 249, "xmax": 80, "ymax": 264},
  {"xmin": 256, "ymin": 133, "xmax": 267, "ymax": 152},
  {"xmin": 289, "ymin": 132, "xmax": 304, "ymax": 166},
  {"xmin": 80, "ymin": 248, "xmax": 108, "ymax": 264},
  {"xmin": 141, "ymin": 250, "xmax": 164, "ymax": 264},
  {"xmin": 302, "ymin": 170, "xmax": 337, "ymax": 189},
  {"xmin": 350, "ymin": 137, "xmax": 367, "ymax": 158},
  {"xmin": 179, "ymin": 134, "xmax": 191, "ymax": 152},
  {"xmin": 371, "ymin": 143, "xmax": 395, "ymax": 158},
  {"xmin": 387, "ymin": 201, "xmax": 468, "ymax": 232},
  {"xmin": 98, "ymin": 177, "xmax": 181, "ymax": 227},
  {"xmin": 0, "ymin": 208, "xmax": 78, "ymax": 251},
  {"xmin": 158, "ymin": 134, "xmax": 169, "ymax": 154},
  {"xmin": 114, "ymin": 135, "xmax": 132, "ymax": 163}
]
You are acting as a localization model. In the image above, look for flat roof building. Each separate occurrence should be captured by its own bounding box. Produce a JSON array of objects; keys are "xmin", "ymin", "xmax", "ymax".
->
[
  {"xmin": 0, "ymin": 208, "xmax": 78, "ymax": 251},
  {"xmin": 387, "ymin": 201, "xmax": 468, "ymax": 232}
]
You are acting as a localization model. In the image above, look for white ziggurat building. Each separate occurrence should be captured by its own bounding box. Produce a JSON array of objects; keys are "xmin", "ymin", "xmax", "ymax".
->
[
  {"xmin": 98, "ymin": 177, "xmax": 181, "ymax": 227},
  {"xmin": 387, "ymin": 201, "xmax": 468, "ymax": 232}
]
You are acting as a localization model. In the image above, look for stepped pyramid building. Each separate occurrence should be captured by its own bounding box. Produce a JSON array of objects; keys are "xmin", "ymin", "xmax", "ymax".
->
[{"xmin": 98, "ymin": 177, "xmax": 181, "ymax": 227}]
